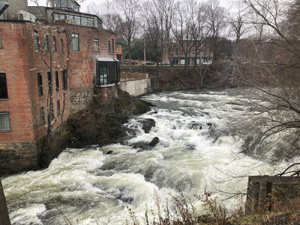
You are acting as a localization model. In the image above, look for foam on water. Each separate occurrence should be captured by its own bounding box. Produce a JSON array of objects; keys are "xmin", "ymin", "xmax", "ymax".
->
[{"xmin": 2, "ymin": 89, "xmax": 295, "ymax": 225}]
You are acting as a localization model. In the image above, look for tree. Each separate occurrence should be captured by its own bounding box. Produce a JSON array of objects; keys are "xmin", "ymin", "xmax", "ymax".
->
[{"xmin": 235, "ymin": 0, "xmax": 300, "ymax": 163}]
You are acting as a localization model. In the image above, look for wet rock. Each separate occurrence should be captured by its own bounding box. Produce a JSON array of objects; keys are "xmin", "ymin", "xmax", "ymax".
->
[
  {"xmin": 190, "ymin": 122, "xmax": 202, "ymax": 130},
  {"xmin": 132, "ymin": 137, "xmax": 160, "ymax": 151},
  {"xmin": 149, "ymin": 137, "xmax": 160, "ymax": 146},
  {"xmin": 139, "ymin": 118, "xmax": 156, "ymax": 133},
  {"xmin": 105, "ymin": 150, "xmax": 114, "ymax": 155}
]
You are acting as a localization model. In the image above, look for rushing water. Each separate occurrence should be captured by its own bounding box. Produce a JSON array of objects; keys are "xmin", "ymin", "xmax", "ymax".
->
[{"xmin": 2, "ymin": 89, "xmax": 296, "ymax": 225}]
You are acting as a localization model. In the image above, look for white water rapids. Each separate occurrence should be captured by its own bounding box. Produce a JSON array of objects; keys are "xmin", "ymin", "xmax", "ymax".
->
[{"xmin": 2, "ymin": 89, "xmax": 297, "ymax": 225}]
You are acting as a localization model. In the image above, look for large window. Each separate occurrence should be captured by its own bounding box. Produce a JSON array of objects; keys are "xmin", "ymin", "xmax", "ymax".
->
[
  {"xmin": 0, "ymin": 73, "xmax": 8, "ymax": 99},
  {"xmin": 37, "ymin": 73, "xmax": 43, "ymax": 96},
  {"xmin": 40, "ymin": 107, "xmax": 45, "ymax": 124},
  {"xmin": 55, "ymin": 71, "xmax": 59, "ymax": 91},
  {"xmin": 34, "ymin": 31, "xmax": 39, "ymax": 50},
  {"xmin": 93, "ymin": 38, "xmax": 99, "ymax": 52},
  {"xmin": 47, "ymin": 72, "xmax": 52, "ymax": 91},
  {"xmin": 107, "ymin": 41, "xmax": 111, "ymax": 53},
  {"xmin": 53, "ymin": 0, "xmax": 67, "ymax": 8},
  {"xmin": 61, "ymin": 38, "xmax": 64, "ymax": 54},
  {"xmin": 72, "ymin": 33, "xmax": 79, "ymax": 51},
  {"xmin": 62, "ymin": 71, "xmax": 67, "ymax": 90},
  {"xmin": 96, "ymin": 60, "xmax": 120, "ymax": 86},
  {"xmin": 53, "ymin": 36, "xmax": 57, "ymax": 52},
  {"xmin": 112, "ymin": 39, "xmax": 114, "ymax": 54},
  {"xmin": 0, "ymin": 32, "xmax": 2, "ymax": 49},
  {"xmin": 57, "ymin": 100, "xmax": 60, "ymax": 116},
  {"xmin": 44, "ymin": 35, "xmax": 49, "ymax": 51},
  {"xmin": 0, "ymin": 112, "xmax": 10, "ymax": 131}
]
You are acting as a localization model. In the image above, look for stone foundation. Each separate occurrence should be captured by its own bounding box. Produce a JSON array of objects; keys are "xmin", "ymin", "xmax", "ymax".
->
[
  {"xmin": 0, "ymin": 142, "xmax": 40, "ymax": 175},
  {"xmin": 70, "ymin": 89, "xmax": 94, "ymax": 113}
]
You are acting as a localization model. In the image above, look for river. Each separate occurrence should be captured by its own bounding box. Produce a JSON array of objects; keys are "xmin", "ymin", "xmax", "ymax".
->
[{"xmin": 2, "ymin": 89, "xmax": 296, "ymax": 225}]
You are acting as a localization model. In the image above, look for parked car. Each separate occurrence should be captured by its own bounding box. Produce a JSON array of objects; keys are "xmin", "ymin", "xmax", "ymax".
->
[
  {"xmin": 159, "ymin": 61, "xmax": 170, "ymax": 65},
  {"xmin": 143, "ymin": 61, "xmax": 155, "ymax": 65}
]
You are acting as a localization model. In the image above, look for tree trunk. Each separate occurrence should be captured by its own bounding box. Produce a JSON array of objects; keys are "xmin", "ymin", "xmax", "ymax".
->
[{"xmin": 0, "ymin": 179, "xmax": 11, "ymax": 225}]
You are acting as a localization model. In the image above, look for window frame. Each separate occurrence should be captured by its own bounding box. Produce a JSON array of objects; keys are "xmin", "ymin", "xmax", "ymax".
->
[
  {"xmin": 57, "ymin": 100, "xmax": 60, "ymax": 116},
  {"xmin": 55, "ymin": 71, "xmax": 59, "ymax": 91},
  {"xmin": 107, "ymin": 40, "xmax": 111, "ymax": 53},
  {"xmin": 44, "ymin": 35, "xmax": 49, "ymax": 51},
  {"xmin": 72, "ymin": 33, "xmax": 79, "ymax": 51},
  {"xmin": 112, "ymin": 39, "xmax": 115, "ymax": 54},
  {"xmin": 37, "ymin": 73, "xmax": 43, "ymax": 97},
  {"xmin": 53, "ymin": 36, "xmax": 57, "ymax": 52},
  {"xmin": 40, "ymin": 107, "xmax": 45, "ymax": 125},
  {"xmin": 62, "ymin": 71, "xmax": 67, "ymax": 90},
  {"xmin": 60, "ymin": 38, "xmax": 64, "ymax": 54},
  {"xmin": 93, "ymin": 38, "xmax": 99, "ymax": 52},
  {"xmin": 0, "ymin": 112, "xmax": 11, "ymax": 131},
  {"xmin": 34, "ymin": 31, "xmax": 39, "ymax": 50},
  {"xmin": 0, "ymin": 32, "xmax": 2, "ymax": 49},
  {"xmin": 0, "ymin": 73, "xmax": 8, "ymax": 99}
]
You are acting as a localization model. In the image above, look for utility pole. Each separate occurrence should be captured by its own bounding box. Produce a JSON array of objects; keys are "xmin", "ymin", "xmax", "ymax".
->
[
  {"xmin": 144, "ymin": 25, "xmax": 146, "ymax": 64},
  {"xmin": 0, "ymin": 179, "xmax": 11, "ymax": 225}
]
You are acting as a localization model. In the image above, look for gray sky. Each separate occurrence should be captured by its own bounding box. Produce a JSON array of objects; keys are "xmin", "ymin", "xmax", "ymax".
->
[{"xmin": 29, "ymin": 0, "xmax": 234, "ymax": 13}]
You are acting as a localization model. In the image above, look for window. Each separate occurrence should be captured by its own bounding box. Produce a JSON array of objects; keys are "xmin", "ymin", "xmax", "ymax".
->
[
  {"xmin": 74, "ymin": 16, "xmax": 80, "ymax": 25},
  {"xmin": 0, "ymin": 73, "xmax": 8, "ymax": 99},
  {"xmin": 67, "ymin": 15, "xmax": 74, "ymax": 22},
  {"xmin": 44, "ymin": 35, "xmax": 49, "ymax": 51},
  {"xmin": 54, "ymin": 13, "xmax": 59, "ymax": 20},
  {"xmin": 61, "ymin": 0, "xmax": 67, "ymax": 7},
  {"xmin": 88, "ymin": 18, "xmax": 94, "ymax": 27},
  {"xmin": 62, "ymin": 71, "xmax": 67, "ymax": 90},
  {"xmin": 96, "ymin": 60, "xmax": 120, "ymax": 86},
  {"xmin": 81, "ymin": 17, "xmax": 87, "ymax": 26},
  {"xmin": 18, "ymin": 14, "xmax": 24, "ymax": 20},
  {"xmin": 72, "ymin": 33, "xmax": 79, "ymax": 51},
  {"xmin": 55, "ymin": 71, "xmax": 59, "ymax": 91},
  {"xmin": 57, "ymin": 100, "xmax": 60, "ymax": 116},
  {"xmin": 59, "ymin": 14, "xmax": 65, "ymax": 20},
  {"xmin": 47, "ymin": 72, "xmax": 52, "ymax": 91},
  {"xmin": 0, "ymin": 113, "xmax": 10, "ymax": 131},
  {"xmin": 112, "ymin": 39, "xmax": 114, "ymax": 54},
  {"xmin": 61, "ymin": 38, "xmax": 64, "ymax": 54},
  {"xmin": 50, "ymin": 104, "xmax": 54, "ymax": 120},
  {"xmin": 93, "ymin": 38, "xmax": 99, "ymax": 52},
  {"xmin": 37, "ymin": 73, "xmax": 43, "ymax": 96},
  {"xmin": 53, "ymin": 0, "xmax": 67, "ymax": 7},
  {"xmin": 34, "ymin": 31, "xmax": 39, "ymax": 50},
  {"xmin": 0, "ymin": 32, "xmax": 2, "ymax": 49},
  {"xmin": 40, "ymin": 107, "xmax": 45, "ymax": 124},
  {"xmin": 53, "ymin": 36, "xmax": 57, "ymax": 52},
  {"xmin": 107, "ymin": 41, "xmax": 111, "ymax": 53}
]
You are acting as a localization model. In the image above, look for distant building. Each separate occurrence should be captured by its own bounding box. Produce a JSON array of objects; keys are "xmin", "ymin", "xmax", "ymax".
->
[
  {"xmin": 116, "ymin": 44, "xmax": 123, "ymax": 62},
  {"xmin": 0, "ymin": 0, "xmax": 120, "ymax": 174},
  {"xmin": 163, "ymin": 40, "xmax": 213, "ymax": 66}
]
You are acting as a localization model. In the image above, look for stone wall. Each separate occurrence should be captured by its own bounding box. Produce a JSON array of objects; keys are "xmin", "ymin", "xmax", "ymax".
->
[
  {"xmin": 0, "ymin": 142, "xmax": 39, "ymax": 175},
  {"xmin": 70, "ymin": 89, "xmax": 94, "ymax": 114}
]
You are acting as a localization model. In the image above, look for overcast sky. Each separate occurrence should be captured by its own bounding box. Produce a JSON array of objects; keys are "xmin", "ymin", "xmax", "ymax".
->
[{"xmin": 29, "ymin": 0, "xmax": 235, "ymax": 13}]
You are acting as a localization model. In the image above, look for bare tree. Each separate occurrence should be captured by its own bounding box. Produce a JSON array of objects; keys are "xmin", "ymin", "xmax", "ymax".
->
[
  {"xmin": 235, "ymin": 0, "xmax": 300, "ymax": 165},
  {"xmin": 203, "ymin": 0, "xmax": 227, "ymax": 65},
  {"xmin": 112, "ymin": 0, "xmax": 141, "ymax": 71}
]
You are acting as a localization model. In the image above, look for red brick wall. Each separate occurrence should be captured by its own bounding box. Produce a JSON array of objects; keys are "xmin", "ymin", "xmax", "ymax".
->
[
  {"xmin": 55, "ymin": 23, "xmax": 117, "ymax": 90},
  {"xmin": 0, "ymin": 21, "xmax": 71, "ymax": 142},
  {"xmin": 0, "ymin": 22, "xmax": 36, "ymax": 142}
]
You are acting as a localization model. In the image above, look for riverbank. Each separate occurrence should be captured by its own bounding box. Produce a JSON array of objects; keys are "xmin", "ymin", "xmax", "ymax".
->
[{"xmin": 39, "ymin": 88, "xmax": 153, "ymax": 169}]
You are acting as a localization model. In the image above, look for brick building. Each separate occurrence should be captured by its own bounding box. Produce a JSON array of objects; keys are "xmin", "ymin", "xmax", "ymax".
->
[{"xmin": 0, "ymin": 0, "xmax": 119, "ymax": 174}]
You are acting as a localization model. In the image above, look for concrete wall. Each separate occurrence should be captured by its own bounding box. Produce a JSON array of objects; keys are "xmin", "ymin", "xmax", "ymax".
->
[
  {"xmin": 246, "ymin": 176, "xmax": 300, "ymax": 214},
  {"xmin": 119, "ymin": 78, "xmax": 151, "ymax": 97}
]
